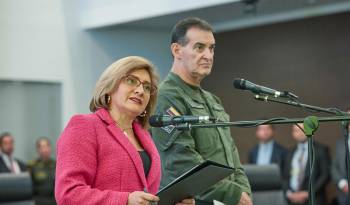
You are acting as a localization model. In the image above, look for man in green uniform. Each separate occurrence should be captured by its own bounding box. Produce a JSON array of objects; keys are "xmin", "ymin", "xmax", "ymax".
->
[
  {"xmin": 151, "ymin": 17, "xmax": 252, "ymax": 205},
  {"xmin": 28, "ymin": 137, "xmax": 56, "ymax": 205}
]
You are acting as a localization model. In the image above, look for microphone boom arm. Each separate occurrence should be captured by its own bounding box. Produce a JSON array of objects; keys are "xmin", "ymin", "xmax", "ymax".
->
[
  {"xmin": 254, "ymin": 94, "xmax": 348, "ymax": 115},
  {"xmin": 174, "ymin": 115, "xmax": 350, "ymax": 130}
]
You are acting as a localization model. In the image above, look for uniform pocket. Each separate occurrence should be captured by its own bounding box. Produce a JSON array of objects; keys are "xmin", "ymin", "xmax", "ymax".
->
[
  {"xmin": 187, "ymin": 100, "xmax": 205, "ymax": 110},
  {"xmin": 212, "ymin": 103, "xmax": 230, "ymax": 122}
]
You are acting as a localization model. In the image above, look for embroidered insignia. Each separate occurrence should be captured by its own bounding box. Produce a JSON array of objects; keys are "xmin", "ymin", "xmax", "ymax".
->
[
  {"xmin": 166, "ymin": 106, "xmax": 180, "ymax": 116},
  {"xmin": 161, "ymin": 106, "xmax": 181, "ymax": 134}
]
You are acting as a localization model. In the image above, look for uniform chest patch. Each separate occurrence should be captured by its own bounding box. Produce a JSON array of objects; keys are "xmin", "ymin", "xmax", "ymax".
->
[{"xmin": 161, "ymin": 106, "xmax": 181, "ymax": 134}]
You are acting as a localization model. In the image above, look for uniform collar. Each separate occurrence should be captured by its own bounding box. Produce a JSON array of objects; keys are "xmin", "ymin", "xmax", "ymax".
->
[{"xmin": 167, "ymin": 72, "xmax": 204, "ymax": 103}]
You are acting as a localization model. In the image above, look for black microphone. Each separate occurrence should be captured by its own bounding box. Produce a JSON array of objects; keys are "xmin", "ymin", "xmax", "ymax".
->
[
  {"xmin": 233, "ymin": 78, "xmax": 298, "ymax": 99},
  {"xmin": 149, "ymin": 115, "xmax": 216, "ymax": 127}
]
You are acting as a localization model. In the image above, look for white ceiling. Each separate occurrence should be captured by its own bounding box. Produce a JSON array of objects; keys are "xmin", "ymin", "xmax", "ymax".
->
[{"xmin": 86, "ymin": 0, "xmax": 350, "ymax": 32}]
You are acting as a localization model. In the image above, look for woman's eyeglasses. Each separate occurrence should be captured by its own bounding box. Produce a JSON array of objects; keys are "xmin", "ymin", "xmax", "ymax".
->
[{"xmin": 122, "ymin": 75, "xmax": 157, "ymax": 95}]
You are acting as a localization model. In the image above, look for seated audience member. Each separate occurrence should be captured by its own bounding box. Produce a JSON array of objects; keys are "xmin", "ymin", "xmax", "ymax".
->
[
  {"xmin": 283, "ymin": 124, "xmax": 330, "ymax": 205},
  {"xmin": 331, "ymin": 108, "xmax": 350, "ymax": 205},
  {"xmin": 248, "ymin": 124, "xmax": 288, "ymax": 174},
  {"xmin": 28, "ymin": 137, "xmax": 56, "ymax": 205},
  {"xmin": 0, "ymin": 132, "xmax": 26, "ymax": 173}
]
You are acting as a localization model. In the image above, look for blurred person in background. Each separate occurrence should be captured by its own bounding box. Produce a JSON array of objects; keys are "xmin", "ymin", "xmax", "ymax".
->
[
  {"xmin": 28, "ymin": 137, "xmax": 56, "ymax": 205},
  {"xmin": 331, "ymin": 108, "xmax": 350, "ymax": 205},
  {"xmin": 248, "ymin": 124, "xmax": 288, "ymax": 174},
  {"xmin": 283, "ymin": 124, "xmax": 330, "ymax": 205},
  {"xmin": 0, "ymin": 132, "xmax": 26, "ymax": 173}
]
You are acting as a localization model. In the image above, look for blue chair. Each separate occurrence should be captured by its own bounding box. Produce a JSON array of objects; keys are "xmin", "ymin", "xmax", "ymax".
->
[
  {"xmin": 0, "ymin": 172, "xmax": 35, "ymax": 205},
  {"xmin": 243, "ymin": 164, "xmax": 287, "ymax": 205}
]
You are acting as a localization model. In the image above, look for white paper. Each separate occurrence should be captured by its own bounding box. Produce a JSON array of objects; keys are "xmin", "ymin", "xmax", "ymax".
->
[{"xmin": 213, "ymin": 200, "xmax": 226, "ymax": 205}]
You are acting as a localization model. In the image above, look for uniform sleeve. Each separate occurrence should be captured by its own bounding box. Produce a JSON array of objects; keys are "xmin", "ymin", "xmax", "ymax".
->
[
  {"xmin": 228, "ymin": 145, "xmax": 252, "ymax": 197},
  {"xmin": 211, "ymin": 93, "xmax": 252, "ymax": 199},
  {"xmin": 55, "ymin": 115, "xmax": 129, "ymax": 205},
  {"xmin": 151, "ymin": 94, "xmax": 249, "ymax": 205}
]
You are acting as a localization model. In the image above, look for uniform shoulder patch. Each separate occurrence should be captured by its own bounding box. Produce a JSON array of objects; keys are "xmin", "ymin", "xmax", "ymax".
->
[
  {"xmin": 166, "ymin": 106, "xmax": 181, "ymax": 116},
  {"xmin": 161, "ymin": 106, "xmax": 181, "ymax": 134}
]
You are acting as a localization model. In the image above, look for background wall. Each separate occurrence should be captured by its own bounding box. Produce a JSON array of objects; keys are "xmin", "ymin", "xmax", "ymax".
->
[
  {"xmin": 0, "ymin": 0, "xmax": 172, "ymax": 161},
  {"xmin": 0, "ymin": 0, "xmax": 72, "ymax": 161},
  {"xmin": 0, "ymin": 81, "xmax": 61, "ymax": 161}
]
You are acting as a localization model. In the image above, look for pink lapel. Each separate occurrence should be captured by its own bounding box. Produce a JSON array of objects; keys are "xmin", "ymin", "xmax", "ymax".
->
[
  {"xmin": 95, "ymin": 109, "xmax": 148, "ymax": 189},
  {"xmin": 133, "ymin": 123, "xmax": 161, "ymax": 192}
]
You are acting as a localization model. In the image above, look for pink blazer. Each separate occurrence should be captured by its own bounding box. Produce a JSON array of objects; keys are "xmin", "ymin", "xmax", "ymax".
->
[{"xmin": 55, "ymin": 108, "xmax": 161, "ymax": 205}]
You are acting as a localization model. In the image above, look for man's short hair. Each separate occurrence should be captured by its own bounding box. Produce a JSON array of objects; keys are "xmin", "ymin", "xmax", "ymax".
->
[
  {"xmin": 257, "ymin": 124, "xmax": 275, "ymax": 130},
  {"xmin": 256, "ymin": 118, "xmax": 275, "ymax": 130},
  {"xmin": 0, "ymin": 132, "xmax": 12, "ymax": 146},
  {"xmin": 36, "ymin": 137, "xmax": 51, "ymax": 148},
  {"xmin": 171, "ymin": 17, "xmax": 213, "ymax": 46}
]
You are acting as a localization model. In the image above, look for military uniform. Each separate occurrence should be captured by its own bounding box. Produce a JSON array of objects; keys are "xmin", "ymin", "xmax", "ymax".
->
[
  {"xmin": 28, "ymin": 158, "xmax": 56, "ymax": 205},
  {"xmin": 151, "ymin": 72, "xmax": 251, "ymax": 205}
]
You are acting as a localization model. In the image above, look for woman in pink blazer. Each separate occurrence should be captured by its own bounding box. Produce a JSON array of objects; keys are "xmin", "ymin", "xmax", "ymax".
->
[{"xmin": 55, "ymin": 56, "xmax": 195, "ymax": 205}]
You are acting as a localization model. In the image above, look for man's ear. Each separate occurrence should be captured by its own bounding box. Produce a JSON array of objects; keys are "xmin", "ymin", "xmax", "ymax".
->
[{"xmin": 171, "ymin": 43, "xmax": 182, "ymax": 60}]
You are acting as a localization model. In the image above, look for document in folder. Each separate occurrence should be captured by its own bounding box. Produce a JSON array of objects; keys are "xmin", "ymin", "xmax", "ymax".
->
[{"xmin": 156, "ymin": 160, "xmax": 234, "ymax": 205}]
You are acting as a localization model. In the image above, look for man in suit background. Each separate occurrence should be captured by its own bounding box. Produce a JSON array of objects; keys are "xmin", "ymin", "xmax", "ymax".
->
[
  {"xmin": 283, "ymin": 124, "xmax": 330, "ymax": 205},
  {"xmin": 248, "ymin": 124, "xmax": 288, "ymax": 174},
  {"xmin": 331, "ymin": 108, "xmax": 350, "ymax": 205},
  {"xmin": 0, "ymin": 132, "xmax": 26, "ymax": 173}
]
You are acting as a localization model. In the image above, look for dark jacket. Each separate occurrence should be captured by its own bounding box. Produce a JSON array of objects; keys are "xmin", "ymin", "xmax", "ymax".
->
[
  {"xmin": 0, "ymin": 154, "xmax": 27, "ymax": 173},
  {"xmin": 248, "ymin": 140, "xmax": 288, "ymax": 174},
  {"xmin": 282, "ymin": 142, "xmax": 330, "ymax": 205},
  {"xmin": 331, "ymin": 138, "xmax": 349, "ymax": 205}
]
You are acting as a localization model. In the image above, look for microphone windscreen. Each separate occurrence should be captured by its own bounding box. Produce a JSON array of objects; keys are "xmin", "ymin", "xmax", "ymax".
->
[
  {"xmin": 233, "ymin": 78, "xmax": 245, "ymax": 89},
  {"xmin": 149, "ymin": 115, "xmax": 164, "ymax": 127}
]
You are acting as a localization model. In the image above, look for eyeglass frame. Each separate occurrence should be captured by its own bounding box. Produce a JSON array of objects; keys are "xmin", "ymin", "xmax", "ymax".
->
[{"xmin": 121, "ymin": 74, "xmax": 158, "ymax": 95}]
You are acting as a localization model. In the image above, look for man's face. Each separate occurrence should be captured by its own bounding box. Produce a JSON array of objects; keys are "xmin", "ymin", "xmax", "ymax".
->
[
  {"xmin": 1, "ymin": 135, "xmax": 14, "ymax": 155},
  {"xmin": 256, "ymin": 125, "xmax": 274, "ymax": 143},
  {"xmin": 37, "ymin": 140, "xmax": 52, "ymax": 160},
  {"xmin": 177, "ymin": 27, "xmax": 215, "ymax": 81},
  {"xmin": 292, "ymin": 124, "xmax": 307, "ymax": 142}
]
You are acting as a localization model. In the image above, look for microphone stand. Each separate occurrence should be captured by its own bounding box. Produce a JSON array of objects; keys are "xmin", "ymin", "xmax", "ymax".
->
[
  {"xmin": 254, "ymin": 94, "xmax": 350, "ymax": 205},
  {"xmin": 174, "ymin": 115, "xmax": 350, "ymax": 205},
  {"xmin": 254, "ymin": 94, "xmax": 348, "ymax": 115},
  {"xmin": 163, "ymin": 88, "xmax": 350, "ymax": 205},
  {"xmin": 174, "ymin": 116, "xmax": 350, "ymax": 130}
]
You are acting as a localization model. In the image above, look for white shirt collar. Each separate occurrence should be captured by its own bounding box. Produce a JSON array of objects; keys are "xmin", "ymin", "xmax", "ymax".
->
[
  {"xmin": 259, "ymin": 140, "xmax": 274, "ymax": 147},
  {"xmin": 297, "ymin": 141, "xmax": 308, "ymax": 150}
]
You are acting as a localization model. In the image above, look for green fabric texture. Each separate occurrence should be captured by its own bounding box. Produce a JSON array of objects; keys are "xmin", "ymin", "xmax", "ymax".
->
[{"xmin": 151, "ymin": 72, "xmax": 251, "ymax": 205}]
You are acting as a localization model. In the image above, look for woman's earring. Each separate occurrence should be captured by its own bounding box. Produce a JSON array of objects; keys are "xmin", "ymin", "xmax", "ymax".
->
[
  {"xmin": 106, "ymin": 95, "xmax": 111, "ymax": 104},
  {"xmin": 139, "ymin": 110, "xmax": 147, "ymax": 117}
]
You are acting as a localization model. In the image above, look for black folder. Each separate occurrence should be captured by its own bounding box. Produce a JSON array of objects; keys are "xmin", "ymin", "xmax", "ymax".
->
[{"xmin": 156, "ymin": 160, "xmax": 234, "ymax": 205}]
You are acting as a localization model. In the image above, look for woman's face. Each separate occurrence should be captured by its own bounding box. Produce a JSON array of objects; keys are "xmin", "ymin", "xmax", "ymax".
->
[{"xmin": 110, "ymin": 69, "xmax": 152, "ymax": 118}]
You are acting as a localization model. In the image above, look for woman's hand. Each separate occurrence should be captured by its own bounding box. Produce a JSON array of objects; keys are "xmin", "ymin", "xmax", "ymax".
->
[
  {"xmin": 175, "ymin": 198, "xmax": 195, "ymax": 205},
  {"xmin": 128, "ymin": 191, "xmax": 159, "ymax": 205}
]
